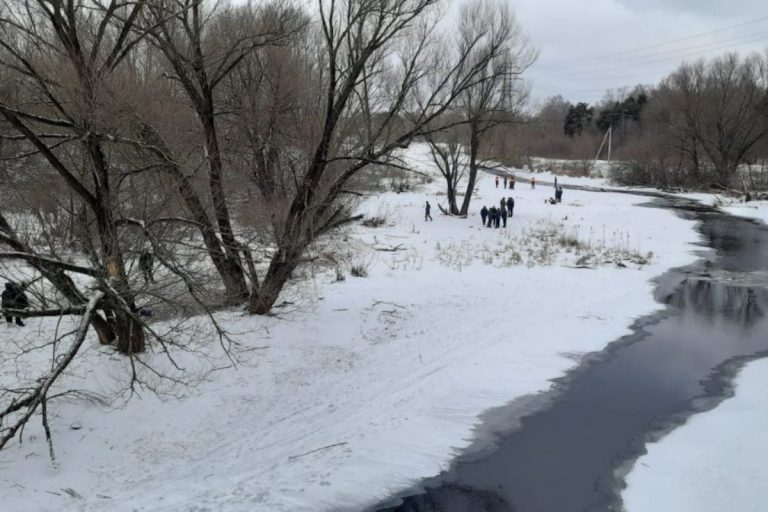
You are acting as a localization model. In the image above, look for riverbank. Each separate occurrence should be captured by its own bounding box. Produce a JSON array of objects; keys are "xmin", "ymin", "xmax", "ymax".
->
[
  {"xmin": 0, "ymin": 144, "xmax": 700, "ymax": 512},
  {"xmin": 623, "ymin": 357, "xmax": 768, "ymax": 512}
]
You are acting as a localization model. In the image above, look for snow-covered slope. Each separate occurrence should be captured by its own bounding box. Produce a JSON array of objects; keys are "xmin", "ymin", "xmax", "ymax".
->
[{"xmin": 0, "ymin": 144, "xmax": 700, "ymax": 511}]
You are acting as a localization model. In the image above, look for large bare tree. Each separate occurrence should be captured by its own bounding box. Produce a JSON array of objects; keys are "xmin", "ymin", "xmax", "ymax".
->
[{"xmin": 0, "ymin": 0, "xmax": 154, "ymax": 353}]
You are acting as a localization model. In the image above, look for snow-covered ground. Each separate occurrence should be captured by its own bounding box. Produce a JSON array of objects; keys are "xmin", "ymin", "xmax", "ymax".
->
[
  {"xmin": 623, "ymin": 357, "xmax": 768, "ymax": 512},
  {"xmin": 0, "ymin": 144, "xmax": 700, "ymax": 511},
  {"xmin": 720, "ymin": 200, "xmax": 768, "ymax": 225}
]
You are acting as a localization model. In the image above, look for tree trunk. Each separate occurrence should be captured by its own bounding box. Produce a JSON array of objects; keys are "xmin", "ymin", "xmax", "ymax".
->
[
  {"xmin": 200, "ymin": 101, "xmax": 249, "ymax": 302},
  {"xmin": 87, "ymin": 135, "xmax": 146, "ymax": 354},
  {"xmin": 444, "ymin": 176, "xmax": 459, "ymax": 215},
  {"xmin": 248, "ymin": 246, "xmax": 300, "ymax": 314},
  {"xmin": 459, "ymin": 124, "xmax": 481, "ymax": 216}
]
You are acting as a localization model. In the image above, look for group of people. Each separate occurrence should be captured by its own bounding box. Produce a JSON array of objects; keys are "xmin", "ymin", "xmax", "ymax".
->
[
  {"xmin": 2, "ymin": 281, "xmax": 29, "ymax": 327},
  {"xmin": 495, "ymin": 175, "xmax": 516, "ymax": 189},
  {"xmin": 480, "ymin": 197, "xmax": 515, "ymax": 228}
]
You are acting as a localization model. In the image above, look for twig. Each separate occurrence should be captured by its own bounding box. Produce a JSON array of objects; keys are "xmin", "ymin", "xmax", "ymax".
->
[
  {"xmin": 287, "ymin": 442, "xmax": 348, "ymax": 460},
  {"xmin": 372, "ymin": 300, "xmax": 405, "ymax": 309},
  {"xmin": 374, "ymin": 244, "xmax": 405, "ymax": 252}
]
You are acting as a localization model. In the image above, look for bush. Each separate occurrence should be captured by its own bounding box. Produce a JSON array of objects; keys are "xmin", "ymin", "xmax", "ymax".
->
[{"xmin": 350, "ymin": 262, "xmax": 369, "ymax": 277}]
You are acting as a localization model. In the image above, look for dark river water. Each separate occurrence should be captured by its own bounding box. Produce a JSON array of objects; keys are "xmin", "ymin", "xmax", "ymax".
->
[{"xmin": 371, "ymin": 200, "xmax": 768, "ymax": 512}]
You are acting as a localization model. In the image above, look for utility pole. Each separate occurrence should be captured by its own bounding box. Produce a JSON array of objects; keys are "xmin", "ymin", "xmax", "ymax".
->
[{"xmin": 607, "ymin": 123, "xmax": 612, "ymax": 163}]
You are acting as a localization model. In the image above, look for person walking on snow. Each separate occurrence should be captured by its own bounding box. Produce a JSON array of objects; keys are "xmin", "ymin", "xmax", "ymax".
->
[
  {"xmin": 531, "ymin": 176, "xmax": 536, "ymax": 190},
  {"xmin": 2, "ymin": 281, "xmax": 29, "ymax": 327},
  {"xmin": 480, "ymin": 205, "xmax": 489, "ymax": 226},
  {"xmin": 425, "ymin": 201, "xmax": 433, "ymax": 221},
  {"xmin": 500, "ymin": 206, "xmax": 508, "ymax": 228},
  {"xmin": 139, "ymin": 247, "xmax": 155, "ymax": 284},
  {"xmin": 495, "ymin": 176, "xmax": 499, "ymax": 188},
  {"xmin": 507, "ymin": 197, "xmax": 514, "ymax": 217}
]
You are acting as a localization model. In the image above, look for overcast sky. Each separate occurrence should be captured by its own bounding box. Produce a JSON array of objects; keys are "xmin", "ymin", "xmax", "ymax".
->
[{"xmin": 509, "ymin": 0, "xmax": 768, "ymax": 106}]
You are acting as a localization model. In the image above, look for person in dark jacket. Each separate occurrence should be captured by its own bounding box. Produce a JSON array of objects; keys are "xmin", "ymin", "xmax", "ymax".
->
[
  {"xmin": 2, "ymin": 281, "xmax": 29, "ymax": 326},
  {"xmin": 488, "ymin": 206, "xmax": 497, "ymax": 228},
  {"xmin": 480, "ymin": 206, "xmax": 489, "ymax": 226},
  {"xmin": 507, "ymin": 197, "xmax": 515, "ymax": 217},
  {"xmin": 500, "ymin": 206, "xmax": 508, "ymax": 227},
  {"xmin": 510, "ymin": 175, "xmax": 515, "ymax": 190},
  {"xmin": 555, "ymin": 186, "xmax": 564, "ymax": 203},
  {"xmin": 500, "ymin": 197, "xmax": 506, "ymax": 211},
  {"xmin": 425, "ymin": 201, "xmax": 433, "ymax": 222},
  {"xmin": 139, "ymin": 248, "xmax": 155, "ymax": 284}
]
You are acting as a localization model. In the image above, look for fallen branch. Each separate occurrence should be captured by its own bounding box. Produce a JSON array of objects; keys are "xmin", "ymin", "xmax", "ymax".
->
[
  {"xmin": 287, "ymin": 442, "xmax": 348, "ymax": 461},
  {"xmin": 0, "ymin": 291, "xmax": 104, "ymax": 456},
  {"xmin": 374, "ymin": 244, "xmax": 405, "ymax": 252},
  {"xmin": 1, "ymin": 306, "xmax": 88, "ymax": 318},
  {"xmin": 373, "ymin": 300, "xmax": 405, "ymax": 309},
  {"xmin": 0, "ymin": 252, "xmax": 99, "ymax": 277}
]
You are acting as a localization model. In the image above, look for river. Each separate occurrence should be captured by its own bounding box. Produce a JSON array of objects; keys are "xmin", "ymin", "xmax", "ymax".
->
[{"xmin": 372, "ymin": 198, "xmax": 768, "ymax": 512}]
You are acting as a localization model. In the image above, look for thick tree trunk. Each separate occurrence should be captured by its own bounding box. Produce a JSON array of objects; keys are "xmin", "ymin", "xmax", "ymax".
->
[
  {"xmin": 248, "ymin": 246, "xmax": 300, "ymax": 315},
  {"xmin": 87, "ymin": 136, "xmax": 146, "ymax": 354},
  {"xmin": 459, "ymin": 125, "xmax": 481, "ymax": 216},
  {"xmin": 200, "ymin": 101, "xmax": 248, "ymax": 302},
  {"xmin": 445, "ymin": 178, "xmax": 460, "ymax": 215}
]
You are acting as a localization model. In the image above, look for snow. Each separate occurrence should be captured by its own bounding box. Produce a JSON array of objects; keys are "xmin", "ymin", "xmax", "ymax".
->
[
  {"xmin": 720, "ymin": 200, "xmax": 768, "ymax": 225},
  {"xmin": 622, "ymin": 358, "xmax": 768, "ymax": 512},
  {"xmin": 0, "ymin": 144, "xmax": 700, "ymax": 511}
]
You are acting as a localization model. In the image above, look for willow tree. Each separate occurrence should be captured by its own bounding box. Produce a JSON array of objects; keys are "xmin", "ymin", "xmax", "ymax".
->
[{"xmin": 247, "ymin": 0, "xmax": 535, "ymax": 313}]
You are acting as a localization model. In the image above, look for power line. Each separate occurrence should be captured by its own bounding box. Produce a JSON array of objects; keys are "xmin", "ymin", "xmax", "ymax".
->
[
  {"xmin": 535, "ymin": 32, "xmax": 768, "ymax": 84},
  {"xmin": 543, "ymin": 13, "xmax": 768, "ymax": 67},
  {"xmin": 541, "ymin": 28, "xmax": 768, "ymax": 74}
]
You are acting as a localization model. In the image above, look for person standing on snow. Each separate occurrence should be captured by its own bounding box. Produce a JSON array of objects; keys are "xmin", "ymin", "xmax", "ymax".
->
[
  {"xmin": 488, "ymin": 206, "xmax": 497, "ymax": 228},
  {"xmin": 425, "ymin": 201, "xmax": 433, "ymax": 221},
  {"xmin": 503, "ymin": 176, "xmax": 508, "ymax": 189},
  {"xmin": 500, "ymin": 197, "xmax": 506, "ymax": 211},
  {"xmin": 510, "ymin": 175, "xmax": 516, "ymax": 190},
  {"xmin": 2, "ymin": 281, "xmax": 29, "ymax": 327},
  {"xmin": 495, "ymin": 176, "xmax": 500, "ymax": 188},
  {"xmin": 507, "ymin": 197, "xmax": 515, "ymax": 217},
  {"xmin": 500, "ymin": 206, "xmax": 508, "ymax": 228},
  {"xmin": 531, "ymin": 176, "xmax": 536, "ymax": 190},
  {"xmin": 480, "ymin": 205, "xmax": 489, "ymax": 226}
]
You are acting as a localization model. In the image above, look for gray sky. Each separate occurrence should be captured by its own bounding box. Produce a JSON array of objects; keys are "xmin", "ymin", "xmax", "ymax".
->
[{"xmin": 511, "ymin": 0, "xmax": 768, "ymax": 106}]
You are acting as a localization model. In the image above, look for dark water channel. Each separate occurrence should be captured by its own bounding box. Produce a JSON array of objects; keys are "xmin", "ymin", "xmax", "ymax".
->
[{"xmin": 372, "ymin": 200, "xmax": 768, "ymax": 512}]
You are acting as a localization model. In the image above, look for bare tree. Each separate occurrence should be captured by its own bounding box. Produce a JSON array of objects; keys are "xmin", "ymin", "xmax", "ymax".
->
[
  {"xmin": 240, "ymin": 0, "xmax": 536, "ymax": 313},
  {"xmin": 139, "ymin": 0, "xmax": 301, "ymax": 304},
  {"xmin": 0, "ymin": 0, "xmax": 154, "ymax": 353},
  {"xmin": 426, "ymin": 133, "xmax": 465, "ymax": 215}
]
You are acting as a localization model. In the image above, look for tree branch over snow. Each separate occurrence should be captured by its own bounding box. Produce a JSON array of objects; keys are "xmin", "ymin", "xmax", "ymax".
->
[
  {"xmin": 0, "ymin": 252, "xmax": 100, "ymax": 277},
  {"xmin": 0, "ymin": 291, "xmax": 105, "ymax": 457}
]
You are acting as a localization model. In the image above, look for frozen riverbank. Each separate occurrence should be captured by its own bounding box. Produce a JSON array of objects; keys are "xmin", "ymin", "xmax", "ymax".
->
[
  {"xmin": 0, "ymin": 145, "xmax": 700, "ymax": 512},
  {"xmin": 623, "ymin": 357, "xmax": 768, "ymax": 512}
]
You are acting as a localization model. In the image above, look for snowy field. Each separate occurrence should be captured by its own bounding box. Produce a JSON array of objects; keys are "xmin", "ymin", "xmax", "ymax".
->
[
  {"xmin": 623, "ymin": 357, "xmax": 768, "ymax": 512},
  {"xmin": 0, "ymin": 145, "xmax": 701, "ymax": 511}
]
